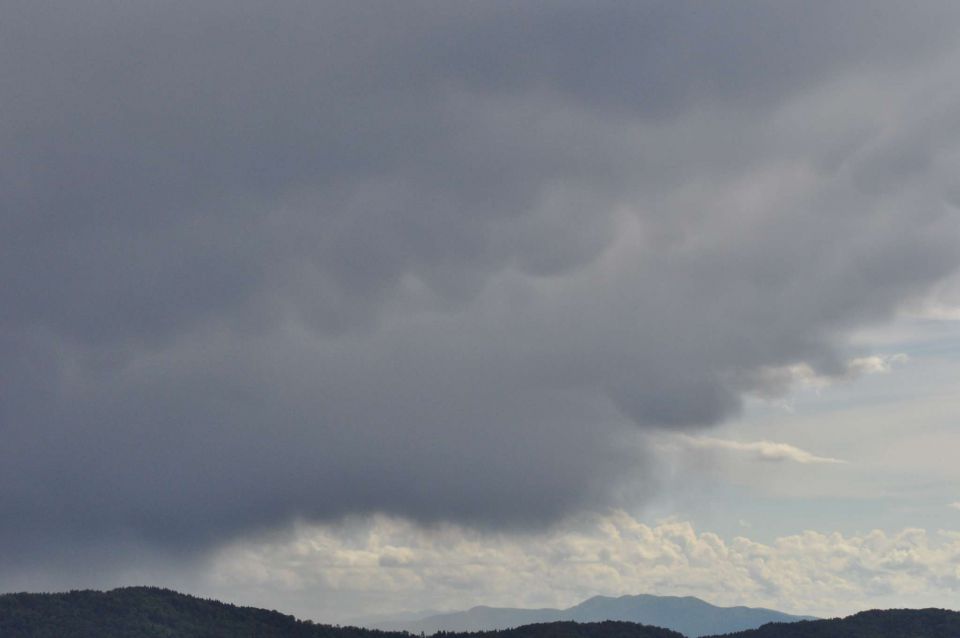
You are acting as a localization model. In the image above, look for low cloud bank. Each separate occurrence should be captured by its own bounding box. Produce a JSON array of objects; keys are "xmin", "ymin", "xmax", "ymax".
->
[{"xmin": 207, "ymin": 511, "xmax": 960, "ymax": 622}]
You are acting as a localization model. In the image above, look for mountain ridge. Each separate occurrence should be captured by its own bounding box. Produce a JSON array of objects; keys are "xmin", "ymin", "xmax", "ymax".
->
[
  {"xmin": 366, "ymin": 593, "xmax": 816, "ymax": 637},
  {"xmin": 0, "ymin": 587, "xmax": 680, "ymax": 638},
  {"xmin": 0, "ymin": 587, "xmax": 958, "ymax": 638},
  {"xmin": 715, "ymin": 608, "xmax": 960, "ymax": 638}
]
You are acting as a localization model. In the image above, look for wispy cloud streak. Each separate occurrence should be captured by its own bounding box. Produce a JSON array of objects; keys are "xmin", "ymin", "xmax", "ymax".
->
[{"xmin": 675, "ymin": 436, "xmax": 846, "ymax": 464}]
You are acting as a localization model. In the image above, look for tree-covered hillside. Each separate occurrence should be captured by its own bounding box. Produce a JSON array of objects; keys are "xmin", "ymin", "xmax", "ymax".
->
[
  {"xmin": 710, "ymin": 608, "xmax": 960, "ymax": 638},
  {"xmin": 0, "ymin": 587, "xmax": 357, "ymax": 638},
  {"xmin": 1, "ymin": 587, "xmax": 958, "ymax": 638},
  {"xmin": 476, "ymin": 622, "xmax": 683, "ymax": 638},
  {"xmin": 0, "ymin": 588, "xmax": 681, "ymax": 638}
]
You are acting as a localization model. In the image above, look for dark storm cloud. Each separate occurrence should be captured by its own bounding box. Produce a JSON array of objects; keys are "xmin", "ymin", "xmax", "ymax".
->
[{"xmin": 2, "ymin": 1, "xmax": 960, "ymax": 565}]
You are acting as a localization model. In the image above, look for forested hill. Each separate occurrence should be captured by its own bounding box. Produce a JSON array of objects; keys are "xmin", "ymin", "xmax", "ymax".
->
[
  {"xmin": 1, "ymin": 587, "xmax": 958, "ymax": 638},
  {"xmin": 0, "ymin": 587, "xmax": 681, "ymax": 638},
  {"xmin": 710, "ymin": 608, "xmax": 960, "ymax": 638},
  {"xmin": 0, "ymin": 587, "xmax": 344, "ymax": 638}
]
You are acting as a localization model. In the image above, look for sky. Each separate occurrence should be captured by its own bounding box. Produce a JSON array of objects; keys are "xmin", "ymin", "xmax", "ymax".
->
[{"xmin": 2, "ymin": 0, "xmax": 960, "ymax": 624}]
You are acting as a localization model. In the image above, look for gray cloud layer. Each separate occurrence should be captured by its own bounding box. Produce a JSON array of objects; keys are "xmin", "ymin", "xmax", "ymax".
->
[{"xmin": 2, "ymin": 1, "xmax": 960, "ymax": 565}]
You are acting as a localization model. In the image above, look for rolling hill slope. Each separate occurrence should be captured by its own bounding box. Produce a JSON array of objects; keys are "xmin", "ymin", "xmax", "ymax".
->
[
  {"xmin": 2, "ymin": 587, "xmax": 957, "ymax": 638},
  {"xmin": 0, "ymin": 588, "xmax": 678, "ymax": 638},
  {"xmin": 711, "ymin": 608, "xmax": 960, "ymax": 638}
]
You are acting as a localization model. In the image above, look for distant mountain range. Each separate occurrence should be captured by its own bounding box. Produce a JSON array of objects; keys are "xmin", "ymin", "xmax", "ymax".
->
[
  {"xmin": 1, "ymin": 587, "xmax": 958, "ymax": 638},
  {"xmin": 364, "ymin": 594, "xmax": 817, "ymax": 638}
]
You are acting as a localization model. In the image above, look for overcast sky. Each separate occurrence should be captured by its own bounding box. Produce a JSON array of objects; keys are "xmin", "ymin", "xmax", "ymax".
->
[{"xmin": 2, "ymin": 0, "xmax": 960, "ymax": 623}]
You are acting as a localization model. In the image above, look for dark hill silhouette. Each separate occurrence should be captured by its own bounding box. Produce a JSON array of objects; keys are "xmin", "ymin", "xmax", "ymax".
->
[
  {"xmin": 0, "ymin": 587, "xmax": 679, "ymax": 638},
  {"xmin": 0, "ymin": 587, "xmax": 338, "ymax": 638},
  {"xmin": 476, "ymin": 621, "xmax": 682, "ymax": 638},
  {"xmin": 710, "ymin": 608, "xmax": 960, "ymax": 638},
  {"xmin": 1, "ymin": 587, "xmax": 958, "ymax": 638}
]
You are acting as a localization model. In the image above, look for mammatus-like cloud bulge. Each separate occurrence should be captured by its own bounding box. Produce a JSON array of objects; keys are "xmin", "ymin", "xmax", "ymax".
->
[{"xmin": 1, "ymin": 1, "xmax": 960, "ymax": 562}]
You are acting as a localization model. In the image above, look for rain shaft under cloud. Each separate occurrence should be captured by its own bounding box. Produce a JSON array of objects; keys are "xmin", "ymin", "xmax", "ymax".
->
[{"xmin": 2, "ymin": 0, "xmax": 960, "ymax": 567}]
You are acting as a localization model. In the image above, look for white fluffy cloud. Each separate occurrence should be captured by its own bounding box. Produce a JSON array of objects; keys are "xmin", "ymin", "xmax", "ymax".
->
[
  {"xmin": 672, "ymin": 435, "xmax": 845, "ymax": 464},
  {"xmin": 206, "ymin": 511, "xmax": 960, "ymax": 622},
  {"xmin": 748, "ymin": 355, "xmax": 909, "ymax": 399}
]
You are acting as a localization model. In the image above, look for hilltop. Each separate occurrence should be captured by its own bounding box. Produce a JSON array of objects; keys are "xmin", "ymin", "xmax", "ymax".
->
[
  {"xmin": 0, "ymin": 588, "xmax": 678, "ymax": 638},
  {"xmin": 1, "ymin": 587, "xmax": 958, "ymax": 638}
]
